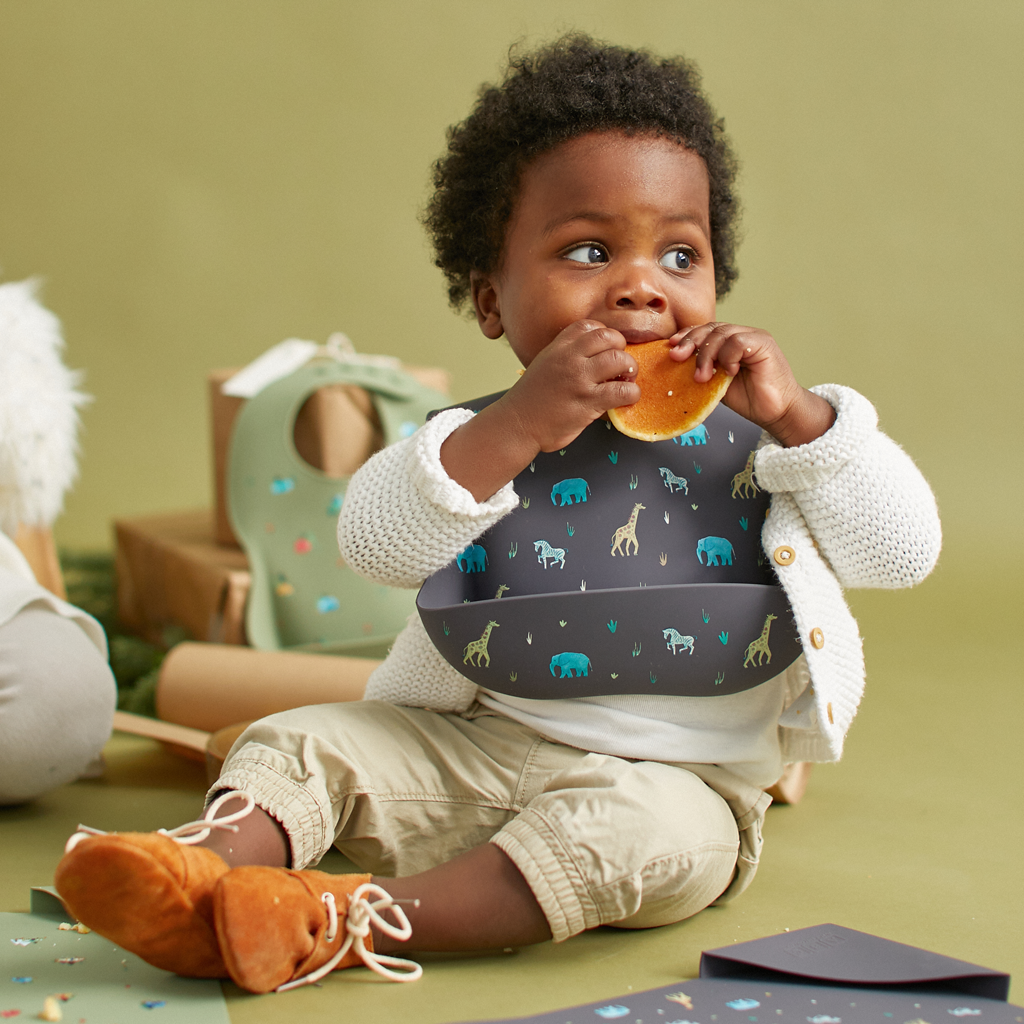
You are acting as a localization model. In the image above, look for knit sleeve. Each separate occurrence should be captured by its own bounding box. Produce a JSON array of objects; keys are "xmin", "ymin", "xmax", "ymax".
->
[
  {"xmin": 361, "ymin": 612, "xmax": 479, "ymax": 712},
  {"xmin": 337, "ymin": 407, "xmax": 519, "ymax": 588},
  {"xmin": 753, "ymin": 384, "xmax": 941, "ymax": 589}
]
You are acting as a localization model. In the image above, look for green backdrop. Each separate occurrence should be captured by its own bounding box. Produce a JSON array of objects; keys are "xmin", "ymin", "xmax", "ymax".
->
[
  {"xmin": 1, "ymin": 1, "xmax": 1021, "ymax": 578},
  {"xmin": 1, "ymin": 4, "xmax": 1023, "ymax": 1014}
]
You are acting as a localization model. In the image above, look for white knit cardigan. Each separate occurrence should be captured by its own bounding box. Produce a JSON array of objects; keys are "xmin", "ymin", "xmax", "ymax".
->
[{"xmin": 338, "ymin": 384, "xmax": 941, "ymax": 763}]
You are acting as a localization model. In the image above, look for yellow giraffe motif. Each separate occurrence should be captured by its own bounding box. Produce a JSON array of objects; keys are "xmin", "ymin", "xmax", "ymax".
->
[
  {"xmin": 494, "ymin": 584, "xmax": 510, "ymax": 599},
  {"xmin": 611, "ymin": 503, "xmax": 645, "ymax": 557},
  {"xmin": 731, "ymin": 450, "xmax": 760, "ymax": 499},
  {"xmin": 463, "ymin": 620, "xmax": 499, "ymax": 666},
  {"xmin": 743, "ymin": 614, "xmax": 776, "ymax": 667}
]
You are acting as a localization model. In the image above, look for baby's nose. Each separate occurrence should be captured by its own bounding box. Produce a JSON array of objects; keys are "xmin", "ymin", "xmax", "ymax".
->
[
  {"xmin": 614, "ymin": 285, "xmax": 667, "ymax": 311},
  {"xmin": 610, "ymin": 262, "xmax": 667, "ymax": 311}
]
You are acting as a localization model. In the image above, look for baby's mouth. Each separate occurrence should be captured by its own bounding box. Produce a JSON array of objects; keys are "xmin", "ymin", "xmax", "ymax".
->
[{"xmin": 618, "ymin": 329, "xmax": 666, "ymax": 345}]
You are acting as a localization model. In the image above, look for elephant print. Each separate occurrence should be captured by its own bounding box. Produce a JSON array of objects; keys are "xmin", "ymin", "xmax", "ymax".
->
[
  {"xmin": 456, "ymin": 543, "xmax": 488, "ymax": 573},
  {"xmin": 696, "ymin": 536, "xmax": 735, "ymax": 566},
  {"xmin": 550, "ymin": 652, "xmax": 592, "ymax": 678},
  {"xmin": 673, "ymin": 424, "xmax": 708, "ymax": 446},
  {"xmin": 550, "ymin": 477, "xmax": 590, "ymax": 506}
]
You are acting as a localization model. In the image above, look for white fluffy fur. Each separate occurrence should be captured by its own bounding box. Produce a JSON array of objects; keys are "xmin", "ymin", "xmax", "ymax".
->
[{"xmin": 0, "ymin": 279, "xmax": 89, "ymax": 534}]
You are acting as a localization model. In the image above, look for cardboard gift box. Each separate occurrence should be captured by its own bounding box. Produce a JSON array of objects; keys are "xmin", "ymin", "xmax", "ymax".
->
[
  {"xmin": 115, "ymin": 509, "xmax": 251, "ymax": 646},
  {"xmin": 116, "ymin": 357, "xmax": 449, "ymax": 645},
  {"xmin": 209, "ymin": 362, "xmax": 450, "ymax": 547}
]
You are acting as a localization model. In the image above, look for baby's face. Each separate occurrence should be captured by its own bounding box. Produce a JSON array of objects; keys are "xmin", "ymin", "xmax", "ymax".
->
[{"xmin": 473, "ymin": 131, "xmax": 717, "ymax": 366}]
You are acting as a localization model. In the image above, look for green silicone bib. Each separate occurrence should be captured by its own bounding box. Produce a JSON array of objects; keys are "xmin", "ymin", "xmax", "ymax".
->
[{"xmin": 228, "ymin": 359, "xmax": 448, "ymax": 653}]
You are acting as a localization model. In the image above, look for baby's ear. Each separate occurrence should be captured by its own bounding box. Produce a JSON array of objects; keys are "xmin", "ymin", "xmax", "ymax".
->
[{"xmin": 470, "ymin": 270, "xmax": 504, "ymax": 339}]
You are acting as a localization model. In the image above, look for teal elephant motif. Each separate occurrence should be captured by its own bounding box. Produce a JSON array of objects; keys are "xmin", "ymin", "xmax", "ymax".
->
[
  {"xmin": 550, "ymin": 477, "xmax": 590, "ymax": 506},
  {"xmin": 456, "ymin": 543, "xmax": 488, "ymax": 573},
  {"xmin": 674, "ymin": 424, "xmax": 708, "ymax": 446},
  {"xmin": 696, "ymin": 536, "xmax": 735, "ymax": 566},
  {"xmin": 550, "ymin": 651, "xmax": 592, "ymax": 678}
]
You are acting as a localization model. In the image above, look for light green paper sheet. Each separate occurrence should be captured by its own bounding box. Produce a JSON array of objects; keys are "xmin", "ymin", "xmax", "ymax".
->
[{"xmin": 1, "ymin": 889, "xmax": 229, "ymax": 1024}]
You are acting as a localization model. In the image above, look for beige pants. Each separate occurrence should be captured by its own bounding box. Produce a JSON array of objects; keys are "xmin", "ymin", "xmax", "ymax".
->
[{"xmin": 215, "ymin": 700, "xmax": 770, "ymax": 942}]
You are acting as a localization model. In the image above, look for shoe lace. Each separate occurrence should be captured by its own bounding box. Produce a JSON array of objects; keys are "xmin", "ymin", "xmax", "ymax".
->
[
  {"xmin": 276, "ymin": 882, "xmax": 422, "ymax": 991},
  {"xmin": 65, "ymin": 791, "xmax": 256, "ymax": 853}
]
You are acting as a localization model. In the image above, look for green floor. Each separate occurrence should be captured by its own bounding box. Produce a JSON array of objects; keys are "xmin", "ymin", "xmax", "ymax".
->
[{"xmin": 2, "ymin": 561, "xmax": 1020, "ymax": 1022}]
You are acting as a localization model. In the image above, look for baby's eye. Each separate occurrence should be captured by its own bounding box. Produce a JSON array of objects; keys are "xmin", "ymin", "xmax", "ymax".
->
[
  {"xmin": 564, "ymin": 244, "xmax": 608, "ymax": 264},
  {"xmin": 659, "ymin": 249, "xmax": 693, "ymax": 271}
]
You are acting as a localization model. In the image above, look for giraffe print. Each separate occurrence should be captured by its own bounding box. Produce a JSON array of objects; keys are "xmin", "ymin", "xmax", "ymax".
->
[
  {"xmin": 743, "ymin": 613, "xmax": 776, "ymax": 667},
  {"xmin": 731, "ymin": 450, "xmax": 760, "ymax": 499},
  {"xmin": 610, "ymin": 503, "xmax": 645, "ymax": 557},
  {"xmin": 463, "ymin": 620, "xmax": 499, "ymax": 667}
]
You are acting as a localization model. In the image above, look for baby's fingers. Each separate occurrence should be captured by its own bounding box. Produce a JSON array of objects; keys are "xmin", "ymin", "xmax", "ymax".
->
[
  {"xmin": 591, "ymin": 345, "xmax": 639, "ymax": 384},
  {"xmin": 599, "ymin": 377, "xmax": 642, "ymax": 411},
  {"xmin": 668, "ymin": 335, "xmax": 697, "ymax": 361},
  {"xmin": 669, "ymin": 322, "xmax": 731, "ymax": 376},
  {"xmin": 669, "ymin": 322, "xmax": 729, "ymax": 381},
  {"xmin": 709, "ymin": 329, "xmax": 769, "ymax": 375},
  {"xmin": 690, "ymin": 324, "xmax": 772, "ymax": 381}
]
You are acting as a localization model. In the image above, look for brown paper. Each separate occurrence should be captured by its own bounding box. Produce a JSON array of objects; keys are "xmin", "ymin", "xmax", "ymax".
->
[
  {"xmin": 111, "ymin": 709, "xmax": 209, "ymax": 763},
  {"xmin": 13, "ymin": 523, "xmax": 66, "ymax": 598},
  {"xmin": 156, "ymin": 641, "xmax": 377, "ymax": 732},
  {"xmin": 210, "ymin": 362, "xmax": 450, "ymax": 547},
  {"xmin": 114, "ymin": 509, "xmax": 250, "ymax": 645}
]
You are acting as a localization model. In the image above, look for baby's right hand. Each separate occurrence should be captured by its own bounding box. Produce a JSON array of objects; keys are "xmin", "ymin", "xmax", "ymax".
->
[
  {"xmin": 504, "ymin": 319, "xmax": 640, "ymax": 453},
  {"xmin": 439, "ymin": 320, "xmax": 638, "ymax": 502}
]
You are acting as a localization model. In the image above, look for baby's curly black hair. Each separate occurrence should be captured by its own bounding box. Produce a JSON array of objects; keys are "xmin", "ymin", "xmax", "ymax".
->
[{"xmin": 424, "ymin": 34, "xmax": 740, "ymax": 312}]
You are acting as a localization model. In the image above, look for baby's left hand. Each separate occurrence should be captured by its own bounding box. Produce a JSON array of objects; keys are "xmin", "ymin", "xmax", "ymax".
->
[{"xmin": 670, "ymin": 322, "xmax": 835, "ymax": 448}]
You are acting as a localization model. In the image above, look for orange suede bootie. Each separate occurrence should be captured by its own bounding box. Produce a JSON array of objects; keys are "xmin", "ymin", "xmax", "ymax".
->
[
  {"xmin": 214, "ymin": 867, "xmax": 422, "ymax": 993},
  {"xmin": 54, "ymin": 792, "xmax": 256, "ymax": 978}
]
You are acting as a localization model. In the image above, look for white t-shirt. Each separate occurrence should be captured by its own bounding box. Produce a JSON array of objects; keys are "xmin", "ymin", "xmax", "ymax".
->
[{"xmin": 479, "ymin": 655, "xmax": 808, "ymax": 788}]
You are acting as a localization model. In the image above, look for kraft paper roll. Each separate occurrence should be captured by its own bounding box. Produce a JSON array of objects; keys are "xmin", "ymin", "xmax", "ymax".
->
[{"xmin": 156, "ymin": 642, "xmax": 379, "ymax": 733}]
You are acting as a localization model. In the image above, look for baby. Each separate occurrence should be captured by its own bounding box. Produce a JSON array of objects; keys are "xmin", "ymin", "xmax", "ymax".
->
[{"xmin": 55, "ymin": 36, "xmax": 941, "ymax": 994}]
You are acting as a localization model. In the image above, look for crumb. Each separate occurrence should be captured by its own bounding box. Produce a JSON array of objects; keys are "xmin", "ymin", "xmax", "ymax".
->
[{"xmin": 38, "ymin": 996, "xmax": 62, "ymax": 1022}]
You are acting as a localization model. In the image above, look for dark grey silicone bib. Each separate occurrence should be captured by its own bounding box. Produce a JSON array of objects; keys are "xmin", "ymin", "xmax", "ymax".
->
[{"xmin": 417, "ymin": 394, "xmax": 801, "ymax": 698}]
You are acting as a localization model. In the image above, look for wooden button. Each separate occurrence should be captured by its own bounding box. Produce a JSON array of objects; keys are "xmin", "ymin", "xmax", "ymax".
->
[
  {"xmin": 810, "ymin": 627, "xmax": 825, "ymax": 649},
  {"xmin": 772, "ymin": 545, "xmax": 796, "ymax": 566}
]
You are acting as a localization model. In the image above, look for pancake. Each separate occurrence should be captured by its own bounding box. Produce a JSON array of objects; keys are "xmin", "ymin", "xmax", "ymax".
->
[{"xmin": 608, "ymin": 339, "xmax": 732, "ymax": 442}]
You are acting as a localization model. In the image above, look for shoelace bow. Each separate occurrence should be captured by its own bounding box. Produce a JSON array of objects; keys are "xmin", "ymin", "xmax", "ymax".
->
[
  {"xmin": 65, "ymin": 791, "xmax": 256, "ymax": 852},
  {"xmin": 277, "ymin": 882, "xmax": 422, "ymax": 990}
]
